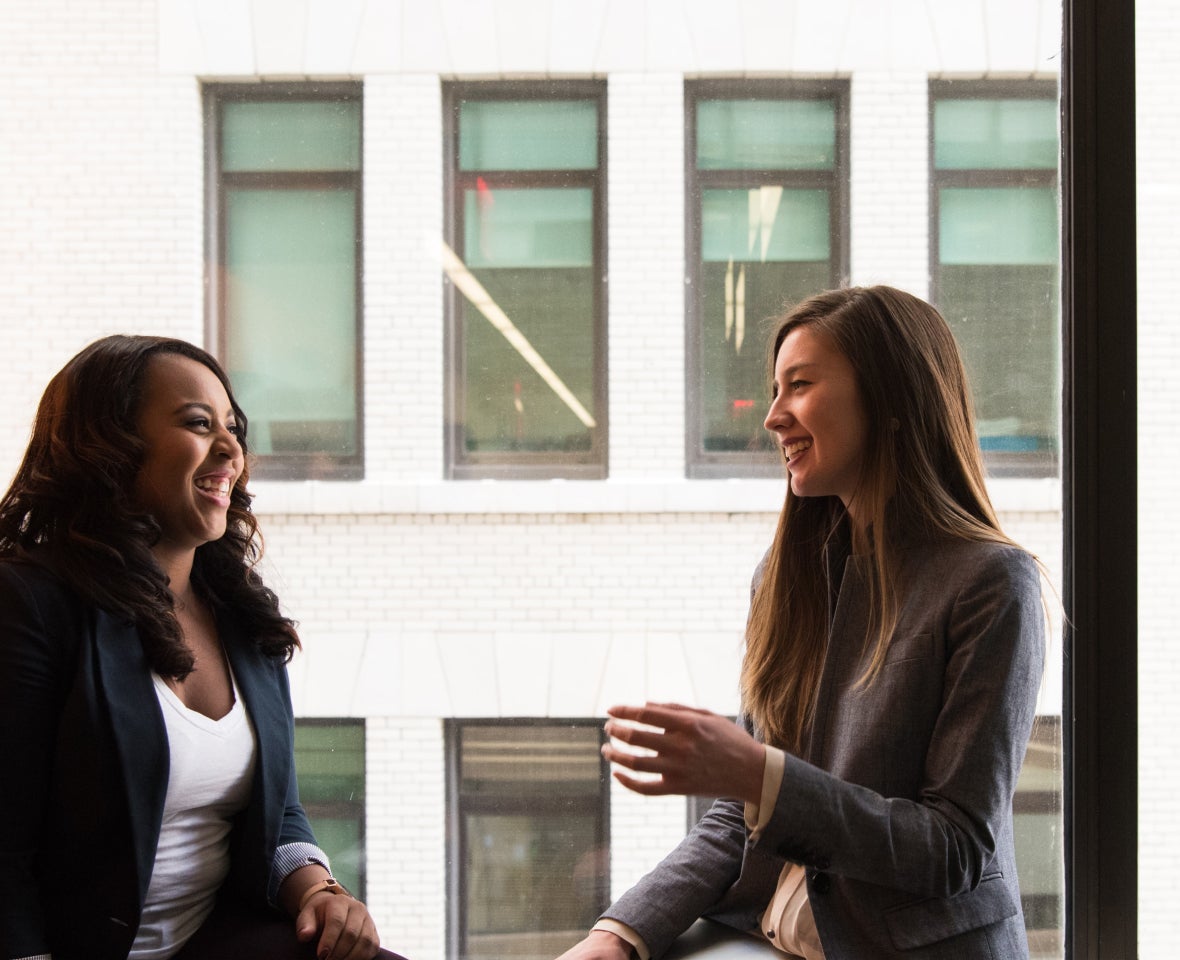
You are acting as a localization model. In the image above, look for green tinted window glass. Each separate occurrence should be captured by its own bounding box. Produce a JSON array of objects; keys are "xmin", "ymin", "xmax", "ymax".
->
[
  {"xmin": 698, "ymin": 187, "xmax": 831, "ymax": 456},
  {"xmin": 464, "ymin": 188, "xmax": 593, "ymax": 268},
  {"xmin": 225, "ymin": 187, "xmax": 358, "ymax": 457},
  {"xmin": 697, "ymin": 99, "xmax": 836, "ymax": 170},
  {"xmin": 222, "ymin": 100, "xmax": 361, "ymax": 172},
  {"xmin": 933, "ymin": 99, "xmax": 1057, "ymax": 170},
  {"xmin": 294, "ymin": 721, "xmax": 365, "ymax": 896},
  {"xmin": 701, "ymin": 188, "xmax": 830, "ymax": 263},
  {"xmin": 459, "ymin": 100, "xmax": 598, "ymax": 171},
  {"xmin": 457, "ymin": 185, "xmax": 596, "ymax": 454},
  {"xmin": 939, "ymin": 187, "xmax": 1058, "ymax": 265}
]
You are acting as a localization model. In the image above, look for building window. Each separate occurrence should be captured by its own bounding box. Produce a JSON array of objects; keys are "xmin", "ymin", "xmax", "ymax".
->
[
  {"xmin": 294, "ymin": 719, "xmax": 367, "ymax": 898},
  {"xmin": 444, "ymin": 82, "xmax": 607, "ymax": 479},
  {"xmin": 929, "ymin": 80, "xmax": 1059, "ymax": 477},
  {"xmin": 205, "ymin": 83, "xmax": 363, "ymax": 480},
  {"xmin": 446, "ymin": 720, "xmax": 610, "ymax": 960},
  {"xmin": 686, "ymin": 80, "xmax": 850, "ymax": 478}
]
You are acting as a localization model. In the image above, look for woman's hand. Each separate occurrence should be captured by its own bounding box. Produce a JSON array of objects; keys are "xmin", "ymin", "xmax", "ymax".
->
[
  {"xmin": 281, "ymin": 865, "xmax": 382, "ymax": 960},
  {"xmin": 295, "ymin": 889, "xmax": 382, "ymax": 960},
  {"xmin": 554, "ymin": 929, "xmax": 634, "ymax": 959},
  {"xmin": 602, "ymin": 702, "xmax": 765, "ymax": 804}
]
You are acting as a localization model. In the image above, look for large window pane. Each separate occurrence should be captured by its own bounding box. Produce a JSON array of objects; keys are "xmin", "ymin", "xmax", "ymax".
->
[
  {"xmin": 687, "ymin": 81, "xmax": 848, "ymax": 477},
  {"xmin": 207, "ymin": 84, "xmax": 363, "ymax": 479},
  {"xmin": 931, "ymin": 82, "xmax": 1060, "ymax": 475},
  {"xmin": 446, "ymin": 82, "xmax": 605, "ymax": 478},
  {"xmin": 294, "ymin": 720, "xmax": 366, "ymax": 898},
  {"xmin": 225, "ymin": 188, "xmax": 358, "ymax": 457},
  {"xmin": 448, "ymin": 721, "xmax": 609, "ymax": 960}
]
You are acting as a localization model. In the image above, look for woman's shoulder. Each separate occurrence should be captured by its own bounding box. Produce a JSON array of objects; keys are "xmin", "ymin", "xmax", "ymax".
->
[
  {"xmin": 0, "ymin": 552, "xmax": 77, "ymax": 601},
  {"xmin": 905, "ymin": 535, "xmax": 1041, "ymax": 597}
]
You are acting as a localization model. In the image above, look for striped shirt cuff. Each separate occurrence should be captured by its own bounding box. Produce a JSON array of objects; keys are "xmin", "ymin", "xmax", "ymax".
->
[{"xmin": 268, "ymin": 841, "xmax": 333, "ymax": 905}]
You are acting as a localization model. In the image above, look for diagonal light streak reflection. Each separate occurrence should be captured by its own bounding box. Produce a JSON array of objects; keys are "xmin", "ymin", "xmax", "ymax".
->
[{"xmin": 440, "ymin": 241, "xmax": 597, "ymax": 429}]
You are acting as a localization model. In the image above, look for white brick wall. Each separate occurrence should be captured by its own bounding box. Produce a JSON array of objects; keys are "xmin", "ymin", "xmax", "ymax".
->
[
  {"xmin": 1137, "ymin": 0, "xmax": 1180, "ymax": 950},
  {"xmin": 607, "ymin": 73, "xmax": 687, "ymax": 479},
  {"xmin": 365, "ymin": 717, "xmax": 447, "ymax": 959}
]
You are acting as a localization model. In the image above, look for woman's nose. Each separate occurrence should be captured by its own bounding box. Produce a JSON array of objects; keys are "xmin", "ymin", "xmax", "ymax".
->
[{"xmin": 764, "ymin": 397, "xmax": 790, "ymax": 432}]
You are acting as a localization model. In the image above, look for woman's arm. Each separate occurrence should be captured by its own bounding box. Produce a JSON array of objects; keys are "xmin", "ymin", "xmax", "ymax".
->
[
  {"xmin": 743, "ymin": 546, "xmax": 1047, "ymax": 898},
  {"xmin": 0, "ymin": 563, "xmax": 74, "ymax": 959}
]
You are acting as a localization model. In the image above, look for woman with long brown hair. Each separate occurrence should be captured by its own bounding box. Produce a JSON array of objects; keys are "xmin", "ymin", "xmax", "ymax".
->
[
  {"xmin": 0, "ymin": 336, "xmax": 404, "ymax": 960},
  {"xmin": 558, "ymin": 286, "xmax": 1046, "ymax": 959}
]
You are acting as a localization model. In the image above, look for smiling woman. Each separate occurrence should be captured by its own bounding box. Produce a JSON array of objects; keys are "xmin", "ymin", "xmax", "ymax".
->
[
  {"xmin": 565, "ymin": 287, "xmax": 1047, "ymax": 960},
  {"xmin": 0, "ymin": 336, "xmax": 404, "ymax": 960}
]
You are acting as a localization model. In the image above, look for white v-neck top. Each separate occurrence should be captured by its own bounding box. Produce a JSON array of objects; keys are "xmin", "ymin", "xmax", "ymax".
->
[{"xmin": 129, "ymin": 670, "xmax": 258, "ymax": 959}]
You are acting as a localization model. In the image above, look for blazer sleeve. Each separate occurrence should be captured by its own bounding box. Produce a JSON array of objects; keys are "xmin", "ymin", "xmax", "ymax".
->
[
  {"xmin": 753, "ymin": 545, "xmax": 1046, "ymax": 899},
  {"xmin": 600, "ymin": 793, "xmax": 750, "ymax": 956},
  {"xmin": 0, "ymin": 562, "xmax": 77, "ymax": 958}
]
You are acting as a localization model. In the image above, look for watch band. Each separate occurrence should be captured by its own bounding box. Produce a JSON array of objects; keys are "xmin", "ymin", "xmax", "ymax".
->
[{"xmin": 298, "ymin": 876, "xmax": 352, "ymax": 912}]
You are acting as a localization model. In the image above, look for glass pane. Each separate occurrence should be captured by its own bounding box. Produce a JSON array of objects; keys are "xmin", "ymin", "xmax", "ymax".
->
[
  {"xmin": 294, "ymin": 722, "xmax": 365, "ymax": 896},
  {"xmin": 464, "ymin": 188, "xmax": 593, "ymax": 268},
  {"xmin": 222, "ymin": 100, "xmax": 361, "ymax": 172},
  {"xmin": 701, "ymin": 187, "xmax": 830, "ymax": 262},
  {"xmin": 933, "ymin": 99, "xmax": 1058, "ymax": 170},
  {"xmin": 939, "ymin": 187, "xmax": 1058, "ymax": 265},
  {"xmin": 697, "ymin": 99, "xmax": 836, "ymax": 170},
  {"xmin": 938, "ymin": 186, "xmax": 1059, "ymax": 454},
  {"xmin": 458, "ymin": 187, "xmax": 596, "ymax": 454},
  {"xmin": 460, "ymin": 725, "xmax": 604, "ymax": 794},
  {"xmin": 459, "ymin": 100, "xmax": 598, "ymax": 171},
  {"xmin": 463, "ymin": 813, "xmax": 601, "ymax": 960},
  {"xmin": 457, "ymin": 724, "xmax": 606, "ymax": 960},
  {"xmin": 699, "ymin": 186, "xmax": 831, "ymax": 454},
  {"xmin": 225, "ymin": 187, "xmax": 358, "ymax": 457}
]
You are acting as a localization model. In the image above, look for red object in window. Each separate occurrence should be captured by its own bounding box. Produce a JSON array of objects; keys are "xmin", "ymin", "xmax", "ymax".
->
[{"xmin": 732, "ymin": 399, "xmax": 755, "ymax": 410}]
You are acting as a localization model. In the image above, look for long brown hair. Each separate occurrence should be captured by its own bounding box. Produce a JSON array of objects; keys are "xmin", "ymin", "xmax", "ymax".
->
[
  {"xmin": 742, "ymin": 286, "xmax": 1015, "ymax": 751},
  {"xmin": 0, "ymin": 335, "xmax": 299, "ymax": 677}
]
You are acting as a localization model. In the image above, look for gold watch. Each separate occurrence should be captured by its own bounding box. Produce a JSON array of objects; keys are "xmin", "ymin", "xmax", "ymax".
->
[{"xmin": 298, "ymin": 876, "xmax": 352, "ymax": 912}]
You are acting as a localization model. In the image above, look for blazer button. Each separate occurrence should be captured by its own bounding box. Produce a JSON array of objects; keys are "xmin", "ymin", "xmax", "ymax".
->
[{"xmin": 810, "ymin": 872, "xmax": 831, "ymax": 895}]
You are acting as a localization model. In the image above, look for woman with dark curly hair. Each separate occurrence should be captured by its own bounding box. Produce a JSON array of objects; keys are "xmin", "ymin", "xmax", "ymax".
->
[{"xmin": 0, "ymin": 336, "xmax": 404, "ymax": 960}]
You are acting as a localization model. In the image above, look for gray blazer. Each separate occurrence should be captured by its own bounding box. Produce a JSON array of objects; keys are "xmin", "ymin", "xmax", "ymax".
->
[{"xmin": 604, "ymin": 537, "xmax": 1045, "ymax": 959}]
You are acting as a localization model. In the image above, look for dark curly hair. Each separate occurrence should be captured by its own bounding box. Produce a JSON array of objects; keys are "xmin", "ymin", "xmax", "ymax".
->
[{"xmin": 0, "ymin": 335, "xmax": 299, "ymax": 677}]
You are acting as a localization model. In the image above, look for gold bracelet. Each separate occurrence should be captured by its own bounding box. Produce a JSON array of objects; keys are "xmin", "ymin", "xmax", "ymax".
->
[{"xmin": 298, "ymin": 876, "xmax": 352, "ymax": 912}]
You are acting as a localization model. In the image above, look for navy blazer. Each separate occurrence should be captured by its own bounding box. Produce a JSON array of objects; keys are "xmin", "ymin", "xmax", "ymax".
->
[
  {"xmin": 605, "ymin": 538, "xmax": 1046, "ymax": 960},
  {"xmin": 0, "ymin": 558, "xmax": 317, "ymax": 960}
]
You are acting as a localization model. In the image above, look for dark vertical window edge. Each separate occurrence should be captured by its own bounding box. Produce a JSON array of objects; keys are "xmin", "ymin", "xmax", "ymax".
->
[{"xmin": 1062, "ymin": 0, "xmax": 1138, "ymax": 957}]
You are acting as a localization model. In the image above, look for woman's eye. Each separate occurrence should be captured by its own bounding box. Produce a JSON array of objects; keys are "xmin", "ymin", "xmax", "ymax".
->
[
  {"xmin": 188, "ymin": 417, "xmax": 211, "ymax": 429},
  {"xmin": 790, "ymin": 380, "xmax": 809, "ymax": 389}
]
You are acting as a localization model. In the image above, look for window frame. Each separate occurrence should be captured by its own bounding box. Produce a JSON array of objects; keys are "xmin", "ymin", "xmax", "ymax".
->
[
  {"xmin": 442, "ymin": 80, "xmax": 609, "ymax": 480},
  {"xmin": 684, "ymin": 78, "xmax": 850, "ymax": 479},
  {"xmin": 203, "ymin": 81, "xmax": 365, "ymax": 481},
  {"xmin": 1062, "ymin": 0, "xmax": 1138, "ymax": 956},
  {"xmin": 444, "ymin": 717, "xmax": 611, "ymax": 960},
  {"xmin": 928, "ymin": 77, "xmax": 1060, "ymax": 479}
]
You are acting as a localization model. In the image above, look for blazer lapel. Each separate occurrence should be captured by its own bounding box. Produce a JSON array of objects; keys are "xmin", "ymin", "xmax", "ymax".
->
[
  {"xmin": 91, "ymin": 609, "xmax": 169, "ymax": 904},
  {"xmin": 222, "ymin": 624, "xmax": 289, "ymax": 850}
]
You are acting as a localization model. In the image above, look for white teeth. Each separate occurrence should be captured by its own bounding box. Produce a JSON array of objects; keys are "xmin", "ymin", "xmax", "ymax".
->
[
  {"xmin": 196, "ymin": 478, "xmax": 231, "ymax": 495},
  {"xmin": 784, "ymin": 439, "xmax": 812, "ymax": 460}
]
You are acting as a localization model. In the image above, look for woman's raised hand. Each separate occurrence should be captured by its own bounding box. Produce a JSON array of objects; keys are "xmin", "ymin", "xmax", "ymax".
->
[{"xmin": 602, "ymin": 703, "xmax": 765, "ymax": 805}]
